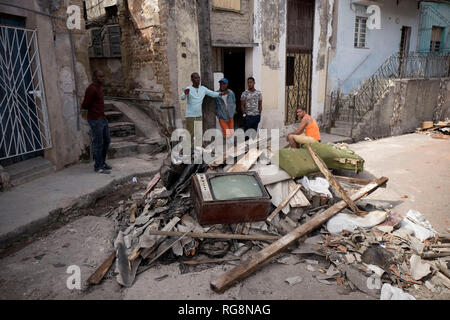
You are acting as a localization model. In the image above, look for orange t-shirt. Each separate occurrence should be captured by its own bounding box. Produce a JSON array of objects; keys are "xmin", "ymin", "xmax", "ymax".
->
[{"xmin": 305, "ymin": 118, "xmax": 321, "ymax": 141}]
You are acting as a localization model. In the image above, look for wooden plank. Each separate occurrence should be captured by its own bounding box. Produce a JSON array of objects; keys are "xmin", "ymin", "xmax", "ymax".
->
[
  {"xmin": 129, "ymin": 203, "xmax": 137, "ymax": 223},
  {"xmin": 288, "ymin": 180, "xmax": 310, "ymax": 207},
  {"xmin": 306, "ymin": 144, "xmax": 363, "ymax": 216},
  {"xmin": 266, "ymin": 184, "xmax": 302, "ymax": 223},
  {"xmin": 183, "ymin": 257, "xmax": 241, "ymax": 265},
  {"xmin": 210, "ymin": 176, "xmax": 388, "ymax": 293},
  {"xmin": 227, "ymin": 148, "xmax": 263, "ymax": 172},
  {"xmin": 87, "ymin": 252, "xmax": 116, "ymax": 285},
  {"xmin": 145, "ymin": 230, "xmax": 280, "ymax": 241},
  {"xmin": 143, "ymin": 173, "xmax": 161, "ymax": 199},
  {"xmin": 310, "ymin": 173, "xmax": 387, "ymax": 188}
]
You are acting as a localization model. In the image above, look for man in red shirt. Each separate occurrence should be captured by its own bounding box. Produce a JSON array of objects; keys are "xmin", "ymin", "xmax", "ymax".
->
[{"xmin": 81, "ymin": 70, "xmax": 111, "ymax": 174}]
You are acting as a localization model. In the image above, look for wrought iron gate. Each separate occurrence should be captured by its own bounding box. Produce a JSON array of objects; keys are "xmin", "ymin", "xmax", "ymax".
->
[
  {"xmin": 0, "ymin": 26, "xmax": 51, "ymax": 160},
  {"xmin": 285, "ymin": 0, "xmax": 314, "ymax": 125}
]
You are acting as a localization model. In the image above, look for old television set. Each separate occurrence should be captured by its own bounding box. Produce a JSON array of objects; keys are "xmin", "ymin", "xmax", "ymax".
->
[{"xmin": 191, "ymin": 172, "xmax": 272, "ymax": 225}]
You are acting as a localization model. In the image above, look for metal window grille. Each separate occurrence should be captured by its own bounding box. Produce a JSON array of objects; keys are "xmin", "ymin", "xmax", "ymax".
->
[
  {"xmin": 354, "ymin": 17, "xmax": 367, "ymax": 48},
  {"xmin": 0, "ymin": 26, "xmax": 51, "ymax": 160}
]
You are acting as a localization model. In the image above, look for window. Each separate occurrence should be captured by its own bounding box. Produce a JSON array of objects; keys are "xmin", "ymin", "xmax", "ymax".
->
[
  {"xmin": 89, "ymin": 24, "xmax": 121, "ymax": 58},
  {"xmin": 354, "ymin": 16, "xmax": 367, "ymax": 48},
  {"xmin": 286, "ymin": 56, "xmax": 295, "ymax": 86},
  {"xmin": 430, "ymin": 26, "xmax": 443, "ymax": 52},
  {"xmin": 212, "ymin": 0, "xmax": 241, "ymax": 12}
]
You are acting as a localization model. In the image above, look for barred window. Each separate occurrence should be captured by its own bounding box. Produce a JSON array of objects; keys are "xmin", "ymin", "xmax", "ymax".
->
[
  {"xmin": 430, "ymin": 26, "xmax": 443, "ymax": 52},
  {"xmin": 89, "ymin": 24, "xmax": 121, "ymax": 58},
  {"xmin": 354, "ymin": 17, "xmax": 367, "ymax": 48},
  {"xmin": 108, "ymin": 25, "xmax": 121, "ymax": 57}
]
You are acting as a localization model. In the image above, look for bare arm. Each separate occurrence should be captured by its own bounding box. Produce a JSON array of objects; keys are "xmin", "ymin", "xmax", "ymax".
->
[
  {"xmin": 240, "ymin": 100, "xmax": 246, "ymax": 114},
  {"xmin": 258, "ymin": 99, "xmax": 262, "ymax": 114}
]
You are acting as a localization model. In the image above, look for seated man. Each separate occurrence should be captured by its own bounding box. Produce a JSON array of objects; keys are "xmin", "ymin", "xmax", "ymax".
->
[{"xmin": 286, "ymin": 105, "xmax": 321, "ymax": 148}]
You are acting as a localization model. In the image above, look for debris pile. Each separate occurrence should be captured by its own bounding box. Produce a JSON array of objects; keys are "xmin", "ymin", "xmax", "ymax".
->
[
  {"xmin": 86, "ymin": 136, "xmax": 450, "ymax": 300},
  {"xmin": 416, "ymin": 119, "xmax": 450, "ymax": 140}
]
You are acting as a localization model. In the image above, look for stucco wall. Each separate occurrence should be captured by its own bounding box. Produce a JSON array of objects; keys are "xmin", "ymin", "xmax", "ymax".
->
[
  {"xmin": 0, "ymin": 0, "xmax": 91, "ymax": 170},
  {"xmin": 354, "ymin": 78, "xmax": 450, "ymax": 139},
  {"xmin": 328, "ymin": 0, "xmax": 420, "ymax": 94}
]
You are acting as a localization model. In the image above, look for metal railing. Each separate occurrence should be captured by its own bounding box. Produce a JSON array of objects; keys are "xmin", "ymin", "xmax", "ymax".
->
[{"xmin": 327, "ymin": 52, "xmax": 450, "ymax": 133}]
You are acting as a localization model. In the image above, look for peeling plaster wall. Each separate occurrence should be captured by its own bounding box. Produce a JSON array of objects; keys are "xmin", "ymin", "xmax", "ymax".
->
[
  {"xmin": 353, "ymin": 78, "xmax": 450, "ymax": 139},
  {"xmin": 311, "ymin": 0, "xmax": 335, "ymax": 127},
  {"xmin": 0, "ymin": 0, "xmax": 91, "ymax": 170},
  {"xmin": 173, "ymin": 0, "xmax": 200, "ymax": 130}
]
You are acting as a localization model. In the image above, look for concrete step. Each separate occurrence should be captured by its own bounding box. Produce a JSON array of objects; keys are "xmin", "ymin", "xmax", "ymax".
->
[
  {"xmin": 333, "ymin": 120, "xmax": 353, "ymax": 128},
  {"xmin": 108, "ymin": 141, "xmax": 139, "ymax": 158},
  {"xmin": 330, "ymin": 126, "xmax": 353, "ymax": 137},
  {"xmin": 104, "ymin": 103, "xmax": 116, "ymax": 112},
  {"xmin": 109, "ymin": 122, "xmax": 135, "ymax": 137},
  {"xmin": 5, "ymin": 157, "xmax": 54, "ymax": 187},
  {"xmin": 105, "ymin": 111, "xmax": 124, "ymax": 122}
]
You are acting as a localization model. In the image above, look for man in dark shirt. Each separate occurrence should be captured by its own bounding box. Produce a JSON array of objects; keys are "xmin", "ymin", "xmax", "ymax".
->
[{"xmin": 81, "ymin": 70, "xmax": 111, "ymax": 174}]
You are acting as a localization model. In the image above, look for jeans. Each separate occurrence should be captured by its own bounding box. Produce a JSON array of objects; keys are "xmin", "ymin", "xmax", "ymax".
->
[
  {"xmin": 88, "ymin": 118, "xmax": 111, "ymax": 170},
  {"xmin": 244, "ymin": 114, "xmax": 260, "ymax": 139}
]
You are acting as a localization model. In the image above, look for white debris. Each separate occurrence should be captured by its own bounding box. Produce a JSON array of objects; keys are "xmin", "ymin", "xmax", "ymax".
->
[
  {"xmin": 306, "ymin": 265, "xmax": 316, "ymax": 272},
  {"xmin": 409, "ymin": 254, "xmax": 431, "ymax": 281},
  {"xmin": 285, "ymin": 276, "xmax": 303, "ymax": 286},
  {"xmin": 399, "ymin": 209, "xmax": 437, "ymax": 241},
  {"xmin": 380, "ymin": 283, "xmax": 415, "ymax": 300},
  {"xmin": 326, "ymin": 210, "xmax": 387, "ymax": 234},
  {"xmin": 300, "ymin": 176, "xmax": 333, "ymax": 198}
]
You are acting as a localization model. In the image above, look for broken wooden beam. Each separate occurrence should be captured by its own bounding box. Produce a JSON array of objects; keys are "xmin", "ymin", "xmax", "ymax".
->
[
  {"xmin": 210, "ymin": 176, "xmax": 388, "ymax": 293},
  {"xmin": 183, "ymin": 257, "xmax": 241, "ymax": 265},
  {"xmin": 144, "ymin": 172, "xmax": 161, "ymax": 199},
  {"xmin": 129, "ymin": 203, "xmax": 137, "ymax": 223},
  {"xmin": 306, "ymin": 144, "xmax": 363, "ymax": 216},
  {"xmin": 145, "ymin": 230, "xmax": 280, "ymax": 242},
  {"xmin": 266, "ymin": 184, "xmax": 302, "ymax": 223},
  {"xmin": 86, "ymin": 252, "xmax": 116, "ymax": 285},
  {"xmin": 288, "ymin": 180, "xmax": 310, "ymax": 207},
  {"xmin": 227, "ymin": 148, "xmax": 263, "ymax": 172},
  {"xmin": 421, "ymin": 252, "xmax": 450, "ymax": 259}
]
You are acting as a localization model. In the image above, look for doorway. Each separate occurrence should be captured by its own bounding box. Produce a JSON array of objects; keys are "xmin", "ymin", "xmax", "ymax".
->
[
  {"xmin": 285, "ymin": 0, "xmax": 315, "ymax": 125},
  {"xmin": 223, "ymin": 48, "xmax": 246, "ymax": 129},
  {"xmin": 398, "ymin": 26, "xmax": 411, "ymax": 77}
]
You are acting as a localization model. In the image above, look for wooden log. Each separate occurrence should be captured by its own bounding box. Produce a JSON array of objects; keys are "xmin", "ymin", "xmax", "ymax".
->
[
  {"xmin": 266, "ymin": 184, "xmax": 302, "ymax": 222},
  {"xmin": 227, "ymin": 148, "xmax": 263, "ymax": 172},
  {"xmin": 86, "ymin": 252, "xmax": 116, "ymax": 285},
  {"xmin": 421, "ymin": 252, "xmax": 450, "ymax": 259},
  {"xmin": 143, "ymin": 173, "xmax": 161, "ymax": 199},
  {"xmin": 436, "ymin": 261, "xmax": 450, "ymax": 280},
  {"xmin": 306, "ymin": 144, "xmax": 363, "ymax": 216},
  {"xmin": 145, "ymin": 230, "xmax": 280, "ymax": 242},
  {"xmin": 210, "ymin": 176, "xmax": 388, "ymax": 293}
]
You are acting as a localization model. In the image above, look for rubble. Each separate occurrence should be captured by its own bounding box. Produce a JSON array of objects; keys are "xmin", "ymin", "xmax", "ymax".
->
[{"xmin": 89, "ymin": 137, "xmax": 449, "ymax": 300}]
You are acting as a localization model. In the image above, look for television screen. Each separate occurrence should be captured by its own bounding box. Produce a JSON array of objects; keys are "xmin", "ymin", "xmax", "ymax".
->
[{"xmin": 209, "ymin": 174, "xmax": 264, "ymax": 200}]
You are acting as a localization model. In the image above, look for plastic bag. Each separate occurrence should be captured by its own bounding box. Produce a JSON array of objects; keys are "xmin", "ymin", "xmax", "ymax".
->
[
  {"xmin": 301, "ymin": 176, "xmax": 332, "ymax": 198},
  {"xmin": 326, "ymin": 210, "xmax": 387, "ymax": 234}
]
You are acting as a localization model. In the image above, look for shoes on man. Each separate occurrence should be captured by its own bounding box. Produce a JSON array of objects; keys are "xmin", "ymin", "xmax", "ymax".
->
[
  {"xmin": 95, "ymin": 167, "xmax": 111, "ymax": 174},
  {"xmin": 104, "ymin": 163, "xmax": 112, "ymax": 170}
]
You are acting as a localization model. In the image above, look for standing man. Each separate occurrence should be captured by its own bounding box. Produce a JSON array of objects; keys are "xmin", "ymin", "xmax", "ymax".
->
[
  {"xmin": 240, "ymin": 77, "xmax": 262, "ymax": 139},
  {"xmin": 214, "ymin": 78, "xmax": 236, "ymax": 138},
  {"xmin": 81, "ymin": 70, "xmax": 111, "ymax": 174},
  {"xmin": 286, "ymin": 105, "xmax": 321, "ymax": 148},
  {"xmin": 181, "ymin": 72, "xmax": 225, "ymax": 145}
]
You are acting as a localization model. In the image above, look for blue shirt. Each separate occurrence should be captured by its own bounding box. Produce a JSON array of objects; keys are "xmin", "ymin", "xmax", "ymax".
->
[{"xmin": 181, "ymin": 85, "xmax": 220, "ymax": 117}]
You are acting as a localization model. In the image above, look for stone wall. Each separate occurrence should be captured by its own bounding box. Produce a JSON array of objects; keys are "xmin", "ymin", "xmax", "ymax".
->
[{"xmin": 210, "ymin": 0, "xmax": 253, "ymax": 44}]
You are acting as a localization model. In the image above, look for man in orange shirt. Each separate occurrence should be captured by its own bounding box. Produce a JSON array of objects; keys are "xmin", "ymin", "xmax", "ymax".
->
[{"xmin": 286, "ymin": 105, "xmax": 321, "ymax": 148}]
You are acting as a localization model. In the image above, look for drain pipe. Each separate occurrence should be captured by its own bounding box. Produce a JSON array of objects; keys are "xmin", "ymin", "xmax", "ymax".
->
[{"xmin": 0, "ymin": 2, "xmax": 81, "ymax": 131}]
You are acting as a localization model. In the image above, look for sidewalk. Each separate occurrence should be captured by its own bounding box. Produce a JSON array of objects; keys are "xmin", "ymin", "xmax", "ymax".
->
[{"xmin": 0, "ymin": 154, "xmax": 165, "ymax": 248}]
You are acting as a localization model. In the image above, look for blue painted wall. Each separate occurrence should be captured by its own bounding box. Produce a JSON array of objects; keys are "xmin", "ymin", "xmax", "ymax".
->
[
  {"xmin": 329, "ymin": 0, "xmax": 420, "ymax": 94},
  {"xmin": 418, "ymin": 2, "xmax": 450, "ymax": 53}
]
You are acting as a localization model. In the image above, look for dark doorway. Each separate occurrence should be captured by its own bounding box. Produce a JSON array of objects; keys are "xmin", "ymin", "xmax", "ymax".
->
[{"xmin": 223, "ymin": 48, "xmax": 246, "ymax": 129}]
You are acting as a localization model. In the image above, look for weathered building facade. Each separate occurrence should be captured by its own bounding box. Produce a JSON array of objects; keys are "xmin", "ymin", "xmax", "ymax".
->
[{"xmin": 0, "ymin": 0, "xmax": 91, "ymax": 179}]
